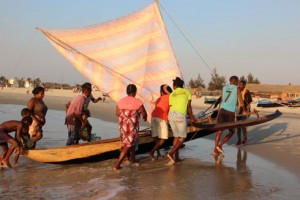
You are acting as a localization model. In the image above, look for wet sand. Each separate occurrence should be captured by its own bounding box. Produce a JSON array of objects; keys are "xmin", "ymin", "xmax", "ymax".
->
[{"xmin": 1, "ymin": 87, "xmax": 300, "ymax": 190}]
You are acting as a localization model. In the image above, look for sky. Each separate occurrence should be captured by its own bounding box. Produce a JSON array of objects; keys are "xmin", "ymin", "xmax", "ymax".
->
[{"xmin": 1, "ymin": 0, "xmax": 300, "ymax": 86}]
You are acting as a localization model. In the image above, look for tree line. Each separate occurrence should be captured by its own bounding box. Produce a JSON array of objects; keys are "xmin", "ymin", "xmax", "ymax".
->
[
  {"xmin": 188, "ymin": 68, "xmax": 260, "ymax": 90},
  {"xmin": 0, "ymin": 76, "xmax": 42, "ymax": 87}
]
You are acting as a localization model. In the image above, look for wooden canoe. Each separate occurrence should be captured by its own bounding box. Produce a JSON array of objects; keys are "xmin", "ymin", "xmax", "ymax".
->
[
  {"xmin": 257, "ymin": 100, "xmax": 283, "ymax": 108},
  {"xmin": 204, "ymin": 97, "xmax": 217, "ymax": 104},
  {"xmin": 26, "ymin": 126, "xmax": 215, "ymax": 163},
  {"xmin": 192, "ymin": 110, "xmax": 282, "ymax": 131}
]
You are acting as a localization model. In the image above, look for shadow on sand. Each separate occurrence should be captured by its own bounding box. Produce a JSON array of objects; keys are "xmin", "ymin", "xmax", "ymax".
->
[{"xmin": 203, "ymin": 121, "xmax": 300, "ymax": 146}]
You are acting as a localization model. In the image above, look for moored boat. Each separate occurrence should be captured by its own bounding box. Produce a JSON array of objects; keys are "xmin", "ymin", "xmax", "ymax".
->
[
  {"xmin": 257, "ymin": 100, "xmax": 283, "ymax": 108},
  {"xmin": 204, "ymin": 97, "xmax": 217, "ymax": 104}
]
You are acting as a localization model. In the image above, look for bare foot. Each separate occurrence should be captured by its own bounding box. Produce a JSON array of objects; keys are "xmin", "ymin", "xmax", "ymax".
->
[
  {"xmin": 1, "ymin": 160, "xmax": 11, "ymax": 168},
  {"xmin": 166, "ymin": 161, "xmax": 175, "ymax": 166},
  {"xmin": 149, "ymin": 152, "xmax": 156, "ymax": 161},
  {"xmin": 157, "ymin": 154, "xmax": 164, "ymax": 160},
  {"xmin": 216, "ymin": 146, "xmax": 224, "ymax": 154},
  {"xmin": 113, "ymin": 166, "xmax": 122, "ymax": 171},
  {"xmin": 167, "ymin": 153, "xmax": 176, "ymax": 164},
  {"xmin": 123, "ymin": 157, "xmax": 130, "ymax": 165},
  {"xmin": 131, "ymin": 162, "xmax": 139, "ymax": 167}
]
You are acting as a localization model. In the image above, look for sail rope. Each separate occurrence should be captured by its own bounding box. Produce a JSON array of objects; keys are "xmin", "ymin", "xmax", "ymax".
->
[
  {"xmin": 158, "ymin": 1, "xmax": 214, "ymax": 73},
  {"xmin": 10, "ymin": 30, "xmax": 38, "ymax": 78}
]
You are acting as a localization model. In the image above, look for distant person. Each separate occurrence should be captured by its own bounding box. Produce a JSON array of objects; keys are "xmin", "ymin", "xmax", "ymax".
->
[
  {"xmin": 102, "ymin": 93, "xmax": 107, "ymax": 102},
  {"xmin": 236, "ymin": 81, "xmax": 252, "ymax": 146},
  {"xmin": 149, "ymin": 84, "xmax": 172, "ymax": 160},
  {"xmin": 27, "ymin": 86, "xmax": 48, "ymax": 147},
  {"xmin": 213, "ymin": 76, "xmax": 246, "ymax": 155},
  {"xmin": 114, "ymin": 84, "xmax": 147, "ymax": 170},
  {"xmin": 167, "ymin": 77, "xmax": 196, "ymax": 164},
  {"xmin": 80, "ymin": 82, "xmax": 102, "ymax": 141},
  {"xmin": 0, "ymin": 116, "xmax": 32, "ymax": 168},
  {"xmin": 65, "ymin": 86, "xmax": 91, "ymax": 145}
]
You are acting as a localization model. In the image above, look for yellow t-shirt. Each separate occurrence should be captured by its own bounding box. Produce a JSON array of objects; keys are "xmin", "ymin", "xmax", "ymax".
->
[{"xmin": 169, "ymin": 88, "xmax": 192, "ymax": 115}]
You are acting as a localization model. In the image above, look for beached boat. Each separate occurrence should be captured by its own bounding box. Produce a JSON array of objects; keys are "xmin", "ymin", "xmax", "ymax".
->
[
  {"xmin": 32, "ymin": 2, "xmax": 185, "ymax": 163},
  {"xmin": 257, "ymin": 100, "xmax": 283, "ymax": 108},
  {"xmin": 204, "ymin": 97, "xmax": 217, "ymax": 104},
  {"xmin": 27, "ymin": 127, "xmax": 214, "ymax": 163},
  {"xmin": 257, "ymin": 99, "xmax": 300, "ymax": 108},
  {"xmin": 192, "ymin": 110, "xmax": 281, "ymax": 130},
  {"xmin": 30, "ymin": 2, "xmax": 281, "ymax": 164},
  {"xmin": 281, "ymin": 99, "xmax": 300, "ymax": 107}
]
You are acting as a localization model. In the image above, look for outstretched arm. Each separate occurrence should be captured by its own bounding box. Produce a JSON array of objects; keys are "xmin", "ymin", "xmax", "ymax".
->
[{"xmin": 91, "ymin": 97, "xmax": 102, "ymax": 103}]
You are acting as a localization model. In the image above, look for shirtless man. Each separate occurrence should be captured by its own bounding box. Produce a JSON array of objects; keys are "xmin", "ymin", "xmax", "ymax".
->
[
  {"xmin": 236, "ymin": 80, "xmax": 252, "ymax": 145},
  {"xmin": 213, "ymin": 76, "xmax": 246, "ymax": 155},
  {"xmin": 0, "ymin": 116, "xmax": 32, "ymax": 168}
]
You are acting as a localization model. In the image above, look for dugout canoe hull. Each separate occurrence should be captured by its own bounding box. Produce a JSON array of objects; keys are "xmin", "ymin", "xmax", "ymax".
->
[
  {"xmin": 192, "ymin": 110, "xmax": 282, "ymax": 131},
  {"xmin": 26, "ymin": 127, "xmax": 215, "ymax": 163}
]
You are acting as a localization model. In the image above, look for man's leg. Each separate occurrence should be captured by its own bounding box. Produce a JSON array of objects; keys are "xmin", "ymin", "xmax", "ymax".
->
[
  {"xmin": 174, "ymin": 137, "xmax": 185, "ymax": 161},
  {"xmin": 214, "ymin": 130, "xmax": 223, "ymax": 154},
  {"xmin": 236, "ymin": 128, "xmax": 242, "ymax": 145},
  {"xmin": 219, "ymin": 129, "xmax": 235, "ymax": 149},
  {"xmin": 242, "ymin": 127, "xmax": 247, "ymax": 144},
  {"xmin": 168, "ymin": 137, "xmax": 184, "ymax": 163},
  {"xmin": 1, "ymin": 138, "xmax": 18, "ymax": 168},
  {"xmin": 0, "ymin": 143, "xmax": 8, "ymax": 161},
  {"xmin": 149, "ymin": 139, "xmax": 165, "ymax": 160}
]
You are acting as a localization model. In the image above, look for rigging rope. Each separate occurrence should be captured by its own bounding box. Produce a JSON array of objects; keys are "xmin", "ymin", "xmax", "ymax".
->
[
  {"xmin": 10, "ymin": 30, "xmax": 38, "ymax": 78},
  {"xmin": 158, "ymin": 1, "xmax": 214, "ymax": 73}
]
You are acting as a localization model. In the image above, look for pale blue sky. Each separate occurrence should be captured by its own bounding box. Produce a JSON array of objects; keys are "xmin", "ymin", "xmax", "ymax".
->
[{"xmin": 1, "ymin": 0, "xmax": 299, "ymax": 86}]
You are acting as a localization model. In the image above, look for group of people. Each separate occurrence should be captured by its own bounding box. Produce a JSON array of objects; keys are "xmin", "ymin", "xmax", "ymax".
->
[
  {"xmin": 1, "ymin": 75, "xmax": 252, "ymax": 170},
  {"xmin": 0, "ymin": 82, "xmax": 104, "ymax": 168},
  {"xmin": 0, "ymin": 86, "xmax": 48, "ymax": 168},
  {"xmin": 113, "ymin": 75, "xmax": 252, "ymax": 170},
  {"xmin": 113, "ymin": 77, "xmax": 196, "ymax": 170}
]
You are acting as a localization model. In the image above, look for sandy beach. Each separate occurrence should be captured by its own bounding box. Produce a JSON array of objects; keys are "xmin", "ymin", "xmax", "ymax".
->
[{"xmin": 1, "ymin": 87, "xmax": 300, "ymax": 183}]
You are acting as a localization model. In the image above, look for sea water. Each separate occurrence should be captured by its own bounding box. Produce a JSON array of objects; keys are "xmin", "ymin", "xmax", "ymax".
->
[{"xmin": 0, "ymin": 104, "xmax": 299, "ymax": 199}]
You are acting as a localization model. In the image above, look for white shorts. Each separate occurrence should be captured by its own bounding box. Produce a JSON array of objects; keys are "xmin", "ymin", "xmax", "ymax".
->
[
  {"xmin": 168, "ymin": 110, "xmax": 187, "ymax": 138},
  {"xmin": 151, "ymin": 117, "xmax": 168, "ymax": 139}
]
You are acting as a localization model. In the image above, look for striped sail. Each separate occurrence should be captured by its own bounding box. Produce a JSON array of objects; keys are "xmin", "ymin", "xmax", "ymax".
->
[{"xmin": 38, "ymin": 2, "xmax": 182, "ymax": 116}]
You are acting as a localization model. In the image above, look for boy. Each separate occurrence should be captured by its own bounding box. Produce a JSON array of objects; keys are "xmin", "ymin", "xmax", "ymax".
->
[
  {"xmin": 65, "ymin": 86, "xmax": 91, "ymax": 145},
  {"xmin": 0, "ymin": 116, "xmax": 32, "ymax": 168},
  {"xmin": 213, "ymin": 76, "xmax": 246, "ymax": 155}
]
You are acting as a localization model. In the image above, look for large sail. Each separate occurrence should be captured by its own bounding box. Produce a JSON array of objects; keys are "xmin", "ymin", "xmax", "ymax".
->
[{"xmin": 38, "ymin": 2, "xmax": 182, "ymax": 116}]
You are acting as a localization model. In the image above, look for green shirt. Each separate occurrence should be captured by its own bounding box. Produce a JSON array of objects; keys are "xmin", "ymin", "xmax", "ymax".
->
[{"xmin": 169, "ymin": 88, "xmax": 192, "ymax": 115}]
